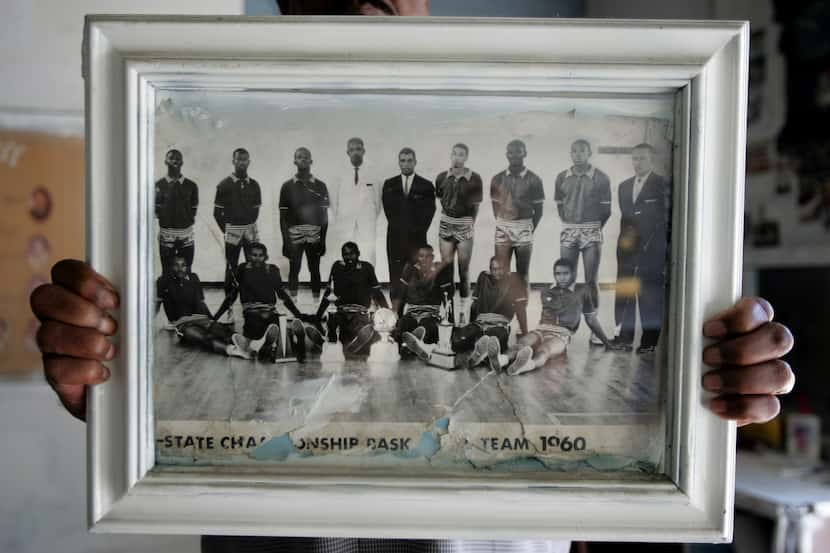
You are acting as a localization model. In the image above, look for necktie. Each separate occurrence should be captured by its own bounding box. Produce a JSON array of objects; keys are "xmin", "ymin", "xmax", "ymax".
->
[
  {"xmin": 404, "ymin": 175, "xmax": 410, "ymax": 195},
  {"xmin": 354, "ymin": 167, "xmax": 359, "ymax": 185}
]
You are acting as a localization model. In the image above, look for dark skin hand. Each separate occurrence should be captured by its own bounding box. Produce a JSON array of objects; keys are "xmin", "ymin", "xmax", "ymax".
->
[{"xmin": 31, "ymin": 260, "xmax": 795, "ymax": 424}]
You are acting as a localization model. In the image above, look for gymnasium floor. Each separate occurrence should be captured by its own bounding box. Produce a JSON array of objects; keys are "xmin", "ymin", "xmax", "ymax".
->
[{"xmin": 153, "ymin": 287, "xmax": 666, "ymax": 470}]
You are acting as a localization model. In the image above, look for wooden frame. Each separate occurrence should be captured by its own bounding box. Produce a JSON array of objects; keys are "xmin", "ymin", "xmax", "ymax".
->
[{"xmin": 84, "ymin": 15, "xmax": 747, "ymax": 541}]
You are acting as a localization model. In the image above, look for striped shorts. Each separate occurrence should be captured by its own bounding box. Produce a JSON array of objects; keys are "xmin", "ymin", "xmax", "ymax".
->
[
  {"xmin": 225, "ymin": 223, "xmax": 259, "ymax": 247},
  {"xmin": 530, "ymin": 323, "xmax": 572, "ymax": 344},
  {"xmin": 474, "ymin": 312, "xmax": 510, "ymax": 331},
  {"xmin": 439, "ymin": 214, "xmax": 475, "ymax": 243},
  {"xmin": 159, "ymin": 226, "xmax": 194, "ymax": 248},
  {"xmin": 288, "ymin": 224, "xmax": 322, "ymax": 246},
  {"xmin": 405, "ymin": 304, "xmax": 441, "ymax": 324},
  {"xmin": 494, "ymin": 218, "xmax": 534, "ymax": 247},
  {"xmin": 560, "ymin": 223, "xmax": 602, "ymax": 250}
]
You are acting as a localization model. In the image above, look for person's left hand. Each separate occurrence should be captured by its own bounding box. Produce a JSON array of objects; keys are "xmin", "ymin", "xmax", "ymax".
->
[{"xmin": 702, "ymin": 297, "xmax": 794, "ymax": 426}]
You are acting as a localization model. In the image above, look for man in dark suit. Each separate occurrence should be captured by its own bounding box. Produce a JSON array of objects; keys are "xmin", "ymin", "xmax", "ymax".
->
[
  {"xmin": 382, "ymin": 147, "xmax": 436, "ymax": 300},
  {"xmin": 613, "ymin": 143, "xmax": 670, "ymax": 354}
]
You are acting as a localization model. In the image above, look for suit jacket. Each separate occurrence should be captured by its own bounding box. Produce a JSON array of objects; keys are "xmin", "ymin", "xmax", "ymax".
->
[
  {"xmin": 382, "ymin": 173, "xmax": 436, "ymax": 248},
  {"xmin": 616, "ymin": 172, "xmax": 669, "ymax": 274}
]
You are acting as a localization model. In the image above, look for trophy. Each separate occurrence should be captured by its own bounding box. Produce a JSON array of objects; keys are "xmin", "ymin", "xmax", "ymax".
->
[
  {"xmin": 429, "ymin": 291, "xmax": 457, "ymax": 370},
  {"xmin": 367, "ymin": 307, "xmax": 400, "ymax": 363}
]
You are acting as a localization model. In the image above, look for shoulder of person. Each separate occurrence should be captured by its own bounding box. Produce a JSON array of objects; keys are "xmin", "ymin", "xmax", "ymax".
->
[
  {"xmin": 183, "ymin": 177, "xmax": 199, "ymax": 187},
  {"xmin": 361, "ymin": 260, "xmax": 376, "ymax": 271},
  {"xmin": 555, "ymin": 169, "xmax": 567, "ymax": 181},
  {"xmin": 248, "ymin": 177, "xmax": 261, "ymax": 187},
  {"xmin": 435, "ymin": 170, "xmax": 448, "ymax": 181},
  {"xmin": 527, "ymin": 168, "xmax": 543, "ymax": 182},
  {"xmin": 267, "ymin": 263, "xmax": 281, "ymax": 275},
  {"xmin": 190, "ymin": 272, "xmax": 201, "ymax": 282},
  {"xmin": 217, "ymin": 176, "xmax": 233, "ymax": 187},
  {"xmin": 414, "ymin": 174, "xmax": 433, "ymax": 187},
  {"xmin": 619, "ymin": 175, "xmax": 635, "ymax": 186},
  {"xmin": 154, "ymin": 177, "xmax": 167, "ymax": 187},
  {"xmin": 471, "ymin": 171, "xmax": 483, "ymax": 180},
  {"xmin": 594, "ymin": 168, "xmax": 611, "ymax": 181},
  {"xmin": 156, "ymin": 275, "xmax": 168, "ymax": 289}
]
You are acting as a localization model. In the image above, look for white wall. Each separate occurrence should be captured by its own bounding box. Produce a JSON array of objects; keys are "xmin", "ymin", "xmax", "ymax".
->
[
  {"xmin": 0, "ymin": 5, "xmax": 241, "ymax": 553},
  {"xmin": 0, "ymin": 0, "xmax": 244, "ymax": 115}
]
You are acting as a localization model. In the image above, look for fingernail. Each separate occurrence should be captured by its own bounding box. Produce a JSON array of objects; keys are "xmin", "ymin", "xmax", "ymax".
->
[
  {"xmin": 100, "ymin": 365, "xmax": 111, "ymax": 380},
  {"xmin": 97, "ymin": 315, "xmax": 116, "ymax": 334},
  {"xmin": 105, "ymin": 343, "xmax": 116, "ymax": 360},
  {"xmin": 703, "ymin": 346, "xmax": 722, "ymax": 365},
  {"xmin": 710, "ymin": 398, "xmax": 727, "ymax": 414},
  {"xmin": 703, "ymin": 373, "xmax": 722, "ymax": 391},
  {"xmin": 703, "ymin": 320, "xmax": 727, "ymax": 337},
  {"xmin": 96, "ymin": 287, "xmax": 117, "ymax": 310}
]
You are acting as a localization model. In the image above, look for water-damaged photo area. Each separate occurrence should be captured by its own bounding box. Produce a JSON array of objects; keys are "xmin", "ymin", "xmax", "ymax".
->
[{"xmin": 149, "ymin": 89, "xmax": 675, "ymax": 477}]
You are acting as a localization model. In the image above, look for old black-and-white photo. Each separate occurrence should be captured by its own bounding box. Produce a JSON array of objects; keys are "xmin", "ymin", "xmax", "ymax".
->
[{"xmin": 151, "ymin": 90, "xmax": 674, "ymax": 472}]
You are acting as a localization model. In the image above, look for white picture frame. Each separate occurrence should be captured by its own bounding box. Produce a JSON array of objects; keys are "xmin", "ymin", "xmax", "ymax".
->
[{"xmin": 85, "ymin": 15, "xmax": 747, "ymax": 542}]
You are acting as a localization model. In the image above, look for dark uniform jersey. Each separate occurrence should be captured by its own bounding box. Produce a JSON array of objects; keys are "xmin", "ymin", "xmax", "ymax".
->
[
  {"xmin": 278, "ymin": 176, "xmax": 330, "ymax": 227},
  {"xmin": 327, "ymin": 260, "xmax": 380, "ymax": 308},
  {"xmin": 156, "ymin": 273, "xmax": 206, "ymax": 322},
  {"xmin": 539, "ymin": 283, "xmax": 595, "ymax": 332},
  {"xmin": 434, "ymin": 169, "xmax": 483, "ymax": 218},
  {"xmin": 214, "ymin": 175, "xmax": 262, "ymax": 225},
  {"xmin": 235, "ymin": 263, "xmax": 286, "ymax": 307},
  {"xmin": 154, "ymin": 176, "xmax": 199, "ymax": 229},
  {"xmin": 490, "ymin": 168, "xmax": 545, "ymax": 220},
  {"xmin": 400, "ymin": 263, "xmax": 450, "ymax": 307},
  {"xmin": 473, "ymin": 271, "xmax": 527, "ymax": 320}
]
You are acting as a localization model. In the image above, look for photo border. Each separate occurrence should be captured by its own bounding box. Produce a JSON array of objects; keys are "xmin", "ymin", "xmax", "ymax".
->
[{"xmin": 85, "ymin": 15, "xmax": 747, "ymax": 541}]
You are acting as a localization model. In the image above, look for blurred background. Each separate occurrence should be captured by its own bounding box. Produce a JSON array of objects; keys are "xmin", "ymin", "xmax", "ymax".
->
[{"xmin": 0, "ymin": 1, "xmax": 827, "ymax": 552}]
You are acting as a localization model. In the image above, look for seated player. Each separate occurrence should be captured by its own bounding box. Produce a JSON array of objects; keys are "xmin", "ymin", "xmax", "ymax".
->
[
  {"xmin": 487, "ymin": 258, "xmax": 614, "ymax": 376},
  {"xmin": 403, "ymin": 256, "xmax": 529, "ymax": 368},
  {"xmin": 155, "ymin": 255, "xmax": 248, "ymax": 359},
  {"xmin": 213, "ymin": 242, "xmax": 313, "ymax": 362},
  {"xmin": 391, "ymin": 244, "xmax": 452, "ymax": 357},
  {"xmin": 310, "ymin": 241, "xmax": 389, "ymax": 357}
]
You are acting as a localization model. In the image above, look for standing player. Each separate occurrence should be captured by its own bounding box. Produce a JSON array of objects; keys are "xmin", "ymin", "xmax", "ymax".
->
[
  {"xmin": 279, "ymin": 147, "xmax": 331, "ymax": 299},
  {"xmin": 554, "ymin": 139, "xmax": 612, "ymax": 345},
  {"xmin": 155, "ymin": 255, "xmax": 248, "ymax": 359},
  {"xmin": 487, "ymin": 258, "xmax": 614, "ymax": 376},
  {"xmin": 392, "ymin": 244, "xmax": 452, "ymax": 356},
  {"xmin": 613, "ymin": 143, "xmax": 670, "ymax": 354},
  {"xmin": 213, "ymin": 148, "xmax": 262, "ymax": 322},
  {"xmin": 434, "ymin": 143, "xmax": 483, "ymax": 323},
  {"xmin": 403, "ymin": 256, "xmax": 528, "ymax": 368},
  {"xmin": 155, "ymin": 149, "xmax": 198, "ymax": 277},
  {"xmin": 382, "ymin": 147, "xmax": 436, "ymax": 300},
  {"xmin": 490, "ymin": 139, "xmax": 545, "ymax": 286},
  {"xmin": 310, "ymin": 241, "xmax": 389, "ymax": 357},
  {"xmin": 330, "ymin": 138, "xmax": 381, "ymax": 266}
]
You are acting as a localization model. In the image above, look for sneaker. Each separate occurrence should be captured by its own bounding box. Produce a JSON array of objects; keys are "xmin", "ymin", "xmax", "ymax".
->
[
  {"xmin": 226, "ymin": 343, "xmax": 251, "ymax": 360},
  {"xmin": 230, "ymin": 333, "xmax": 251, "ymax": 359},
  {"xmin": 403, "ymin": 331, "xmax": 431, "ymax": 363},
  {"xmin": 290, "ymin": 319, "xmax": 306, "ymax": 363},
  {"xmin": 636, "ymin": 344, "xmax": 656, "ymax": 355},
  {"xmin": 610, "ymin": 337, "xmax": 633, "ymax": 352},
  {"xmin": 412, "ymin": 326, "xmax": 426, "ymax": 341},
  {"xmin": 305, "ymin": 324, "xmax": 325, "ymax": 351},
  {"xmin": 486, "ymin": 336, "xmax": 502, "ymax": 372},
  {"xmin": 346, "ymin": 324, "xmax": 376, "ymax": 355},
  {"xmin": 248, "ymin": 323, "xmax": 278, "ymax": 354},
  {"xmin": 468, "ymin": 335, "xmax": 490, "ymax": 368},
  {"xmin": 589, "ymin": 332, "xmax": 605, "ymax": 347},
  {"xmin": 507, "ymin": 346, "xmax": 534, "ymax": 376}
]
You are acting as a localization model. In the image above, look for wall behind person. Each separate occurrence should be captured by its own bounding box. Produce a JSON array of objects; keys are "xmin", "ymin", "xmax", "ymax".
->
[{"xmin": 153, "ymin": 91, "xmax": 674, "ymax": 285}]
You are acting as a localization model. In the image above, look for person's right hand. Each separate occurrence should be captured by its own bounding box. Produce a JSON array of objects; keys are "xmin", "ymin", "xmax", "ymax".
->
[{"xmin": 30, "ymin": 259, "xmax": 119, "ymax": 420}]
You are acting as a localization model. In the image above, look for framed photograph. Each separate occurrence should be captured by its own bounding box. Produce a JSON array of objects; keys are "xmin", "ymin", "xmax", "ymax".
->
[{"xmin": 85, "ymin": 16, "xmax": 748, "ymax": 541}]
